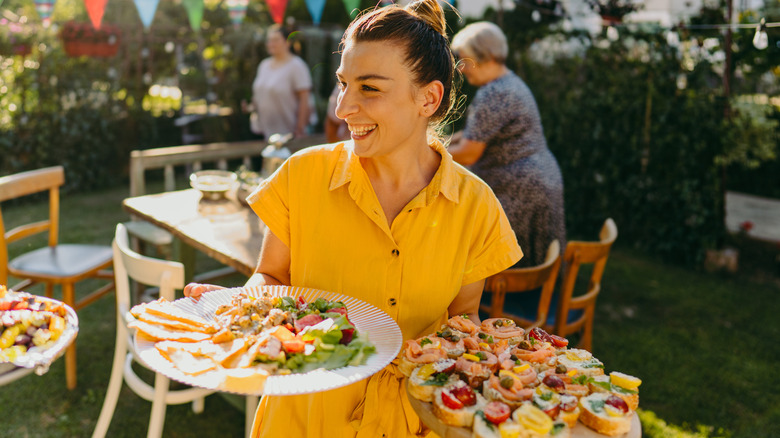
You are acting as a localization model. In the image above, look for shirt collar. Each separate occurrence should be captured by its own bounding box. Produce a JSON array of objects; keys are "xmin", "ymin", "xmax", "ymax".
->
[{"xmin": 329, "ymin": 139, "xmax": 460, "ymax": 205}]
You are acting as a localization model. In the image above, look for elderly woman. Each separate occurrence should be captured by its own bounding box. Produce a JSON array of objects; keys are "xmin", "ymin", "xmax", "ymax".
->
[{"xmin": 448, "ymin": 21, "xmax": 566, "ymax": 268}]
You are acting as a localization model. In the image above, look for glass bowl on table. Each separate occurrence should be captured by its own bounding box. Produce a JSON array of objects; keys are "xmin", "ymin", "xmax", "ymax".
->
[
  {"xmin": 189, "ymin": 170, "xmax": 237, "ymax": 201},
  {"xmin": 235, "ymin": 166, "xmax": 263, "ymax": 207}
]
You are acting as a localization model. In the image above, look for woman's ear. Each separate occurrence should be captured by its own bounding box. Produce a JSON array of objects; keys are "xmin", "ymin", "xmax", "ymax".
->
[{"xmin": 420, "ymin": 80, "xmax": 444, "ymax": 117}]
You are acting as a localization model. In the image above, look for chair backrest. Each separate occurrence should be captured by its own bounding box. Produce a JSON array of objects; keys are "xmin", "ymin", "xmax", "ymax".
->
[
  {"xmin": 128, "ymin": 136, "xmax": 328, "ymax": 197},
  {"xmin": 553, "ymin": 218, "xmax": 618, "ymax": 350},
  {"xmin": 113, "ymin": 223, "xmax": 185, "ymax": 317},
  {"xmin": 482, "ymin": 240, "xmax": 561, "ymax": 329},
  {"xmin": 0, "ymin": 166, "xmax": 65, "ymax": 285}
]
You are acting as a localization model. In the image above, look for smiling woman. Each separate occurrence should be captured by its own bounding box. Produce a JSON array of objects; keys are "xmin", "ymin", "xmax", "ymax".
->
[{"xmin": 182, "ymin": 1, "xmax": 522, "ymax": 437}]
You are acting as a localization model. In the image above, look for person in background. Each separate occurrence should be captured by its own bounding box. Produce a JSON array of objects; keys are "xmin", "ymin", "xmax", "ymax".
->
[
  {"xmin": 185, "ymin": 1, "xmax": 522, "ymax": 436},
  {"xmin": 248, "ymin": 24, "xmax": 312, "ymax": 138},
  {"xmin": 447, "ymin": 21, "xmax": 566, "ymax": 269}
]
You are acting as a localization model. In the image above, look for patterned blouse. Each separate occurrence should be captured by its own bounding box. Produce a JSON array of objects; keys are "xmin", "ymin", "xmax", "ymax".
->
[{"xmin": 462, "ymin": 70, "xmax": 566, "ymax": 267}]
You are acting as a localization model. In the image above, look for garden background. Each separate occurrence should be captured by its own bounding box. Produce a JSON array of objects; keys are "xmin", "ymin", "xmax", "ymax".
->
[{"xmin": 1, "ymin": 0, "xmax": 779, "ymax": 436}]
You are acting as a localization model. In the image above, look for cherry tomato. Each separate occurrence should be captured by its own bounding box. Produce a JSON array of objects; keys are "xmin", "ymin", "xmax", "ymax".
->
[
  {"xmin": 441, "ymin": 389, "xmax": 464, "ymax": 410},
  {"xmin": 606, "ymin": 395, "xmax": 629, "ymax": 414},
  {"xmin": 542, "ymin": 404, "xmax": 560, "ymax": 419},
  {"xmin": 529, "ymin": 327, "xmax": 552, "ymax": 344},
  {"xmin": 282, "ymin": 339, "xmax": 306, "ymax": 353},
  {"xmin": 543, "ymin": 374, "xmax": 566, "ymax": 392},
  {"xmin": 339, "ymin": 327, "xmax": 354, "ymax": 345},
  {"xmin": 549, "ymin": 334, "xmax": 569, "ymax": 348},
  {"xmin": 484, "ymin": 401, "xmax": 511, "ymax": 424},
  {"xmin": 451, "ymin": 384, "xmax": 477, "ymax": 407}
]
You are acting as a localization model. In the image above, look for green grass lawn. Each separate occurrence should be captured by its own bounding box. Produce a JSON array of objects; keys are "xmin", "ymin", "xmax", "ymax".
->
[{"xmin": 1, "ymin": 183, "xmax": 779, "ymax": 437}]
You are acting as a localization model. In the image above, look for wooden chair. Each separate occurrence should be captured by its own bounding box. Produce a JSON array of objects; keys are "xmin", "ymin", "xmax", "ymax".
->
[
  {"xmin": 0, "ymin": 166, "xmax": 114, "ymax": 389},
  {"xmin": 548, "ymin": 218, "xmax": 618, "ymax": 351},
  {"xmin": 92, "ymin": 223, "xmax": 215, "ymax": 438},
  {"xmin": 480, "ymin": 240, "xmax": 561, "ymax": 329}
]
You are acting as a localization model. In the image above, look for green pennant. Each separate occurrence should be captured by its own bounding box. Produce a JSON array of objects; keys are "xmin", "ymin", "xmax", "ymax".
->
[{"xmin": 182, "ymin": 0, "xmax": 204, "ymax": 32}]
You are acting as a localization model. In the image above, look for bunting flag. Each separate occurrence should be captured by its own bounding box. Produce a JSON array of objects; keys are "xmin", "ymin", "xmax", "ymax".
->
[
  {"xmin": 34, "ymin": 0, "xmax": 56, "ymax": 27},
  {"xmin": 342, "ymin": 0, "xmax": 360, "ymax": 19},
  {"xmin": 266, "ymin": 0, "xmax": 288, "ymax": 24},
  {"xmin": 226, "ymin": 0, "xmax": 249, "ymax": 28},
  {"xmin": 84, "ymin": 0, "xmax": 108, "ymax": 29},
  {"xmin": 304, "ymin": 0, "xmax": 325, "ymax": 25},
  {"xmin": 182, "ymin": 0, "xmax": 204, "ymax": 32},
  {"xmin": 133, "ymin": 0, "xmax": 160, "ymax": 30}
]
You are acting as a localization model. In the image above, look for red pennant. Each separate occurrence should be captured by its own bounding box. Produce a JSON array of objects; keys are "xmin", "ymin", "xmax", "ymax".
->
[
  {"xmin": 266, "ymin": 0, "xmax": 288, "ymax": 24},
  {"xmin": 84, "ymin": 0, "xmax": 108, "ymax": 29}
]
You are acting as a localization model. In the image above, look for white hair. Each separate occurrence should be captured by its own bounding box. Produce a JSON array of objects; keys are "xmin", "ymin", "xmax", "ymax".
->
[{"xmin": 451, "ymin": 21, "xmax": 508, "ymax": 64}]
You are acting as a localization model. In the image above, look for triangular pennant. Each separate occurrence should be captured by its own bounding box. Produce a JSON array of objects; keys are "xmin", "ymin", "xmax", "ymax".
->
[
  {"xmin": 304, "ymin": 0, "xmax": 325, "ymax": 25},
  {"xmin": 182, "ymin": 0, "xmax": 204, "ymax": 32},
  {"xmin": 133, "ymin": 0, "xmax": 159, "ymax": 30},
  {"xmin": 226, "ymin": 0, "xmax": 249, "ymax": 29},
  {"xmin": 84, "ymin": 0, "xmax": 108, "ymax": 29},
  {"xmin": 341, "ymin": 0, "xmax": 360, "ymax": 19},
  {"xmin": 266, "ymin": 0, "xmax": 288, "ymax": 24},
  {"xmin": 34, "ymin": 0, "xmax": 56, "ymax": 27}
]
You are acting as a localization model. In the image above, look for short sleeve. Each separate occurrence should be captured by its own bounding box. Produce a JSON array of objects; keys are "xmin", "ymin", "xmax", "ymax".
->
[
  {"xmin": 461, "ymin": 192, "xmax": 523, "ymax": 285},
  {"xmin": 246, "ymin": 161, "xmax": 292, "ymax": 247},
  {"xmin": 291, "ymin": 58, "xmax": 312, "ymax": 92},
  {"xmin": 463, "ymin": 84, "xmax": 513, "ymax": 143}
]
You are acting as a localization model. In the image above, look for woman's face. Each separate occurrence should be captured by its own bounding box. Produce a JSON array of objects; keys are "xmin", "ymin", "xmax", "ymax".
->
[
  {"xmin": 266, "ymin": 30, "xmax": 290, "ymax": 57},
  {"xmin": 335, "ymin": 41, "xmax": 432, "ymax": 158}
]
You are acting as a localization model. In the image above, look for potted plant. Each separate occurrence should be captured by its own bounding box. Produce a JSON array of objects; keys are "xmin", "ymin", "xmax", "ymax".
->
[
  {"xmin": 586, "ymin": 0, "xmax": 643, "ymax": 24},
  {"xmin": 60, "ymin": 21, "xmax": 121, "ymax": 58}
]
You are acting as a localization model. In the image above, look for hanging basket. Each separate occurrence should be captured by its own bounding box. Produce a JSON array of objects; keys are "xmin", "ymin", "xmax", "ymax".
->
[{"xmin": 60, "ymin": 21, "xmax": 121, "ymax": 58}]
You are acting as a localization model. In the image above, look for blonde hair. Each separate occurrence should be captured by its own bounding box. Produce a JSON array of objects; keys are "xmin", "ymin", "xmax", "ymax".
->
[{"xmin": 452, "ymin": 21, "xmax": 508, "ymax": 65}]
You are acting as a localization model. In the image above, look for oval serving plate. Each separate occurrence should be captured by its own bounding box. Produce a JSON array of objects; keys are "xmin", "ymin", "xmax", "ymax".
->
[{"xmin": 134, "ymin": 285, "xmax": 403, "ymax": 396}]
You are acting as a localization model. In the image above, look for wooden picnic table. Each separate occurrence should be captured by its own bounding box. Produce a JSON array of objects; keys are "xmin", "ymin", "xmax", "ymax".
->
[{"xmin": 122, "ymin": 189, "xmax": 264, "ymax": 281}]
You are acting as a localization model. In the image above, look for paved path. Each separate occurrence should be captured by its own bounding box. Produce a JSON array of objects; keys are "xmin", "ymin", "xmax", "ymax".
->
[{"xmin": 725, "ymin": 191, "xmax": 780, "ymax": 243}]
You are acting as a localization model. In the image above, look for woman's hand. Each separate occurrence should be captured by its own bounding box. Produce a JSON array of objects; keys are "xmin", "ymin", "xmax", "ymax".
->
[{"xmin": 183, "ymin": 283, "xmax": 226, "ymax": 300}]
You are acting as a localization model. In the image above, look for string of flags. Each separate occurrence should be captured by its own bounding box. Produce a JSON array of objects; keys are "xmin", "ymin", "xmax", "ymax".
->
[{"xmin": 11, "ymin": 0, "xmax": 397, "ymax": 31}]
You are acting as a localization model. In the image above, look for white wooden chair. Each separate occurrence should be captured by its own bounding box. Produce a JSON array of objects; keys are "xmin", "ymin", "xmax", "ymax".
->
[{"xmin": 92, "ymin": 223, "xmax": 214, "ymax": 438}]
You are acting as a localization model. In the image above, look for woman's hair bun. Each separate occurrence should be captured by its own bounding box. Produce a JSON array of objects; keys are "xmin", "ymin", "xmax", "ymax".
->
[{"xmin": 405, "ymin": 0, "xmax": 447, "ymax": 37}]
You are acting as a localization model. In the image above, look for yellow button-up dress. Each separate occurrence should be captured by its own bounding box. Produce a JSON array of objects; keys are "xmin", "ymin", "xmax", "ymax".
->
[{"xmin": 247, "ymin": 139, "xmax": 522, "ymax": 438}]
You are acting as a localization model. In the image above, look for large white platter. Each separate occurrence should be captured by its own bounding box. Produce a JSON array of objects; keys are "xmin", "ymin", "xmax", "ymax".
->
[
  {"xmin": 1, "ymin": 292, "xmax": 79, "ymax": 375},
  {"xmin": 134, "ymin": 285, "xmax": 403, "ymax": 396}
]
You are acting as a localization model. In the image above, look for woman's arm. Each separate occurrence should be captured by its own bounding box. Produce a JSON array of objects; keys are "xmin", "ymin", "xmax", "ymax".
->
[
  {"xmin": 447, "ymin": 136, "xmax": 487, "ymax": 166},
  {"xmin": 294, "ymin": 89, "xmax": 310, "ymax": 137},
  {"xmin": 448, "ymin": 279, "xmax": 486, "ymax": 325},
  {"xmin": 246, "ymin": 227, "xmax": 291, "ymax": 287}
]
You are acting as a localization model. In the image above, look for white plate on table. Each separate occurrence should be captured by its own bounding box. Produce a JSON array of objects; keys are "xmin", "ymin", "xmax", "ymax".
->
[{"xmin": 134, "ymin": 285, "xmax": 403, "ymax": 396}]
